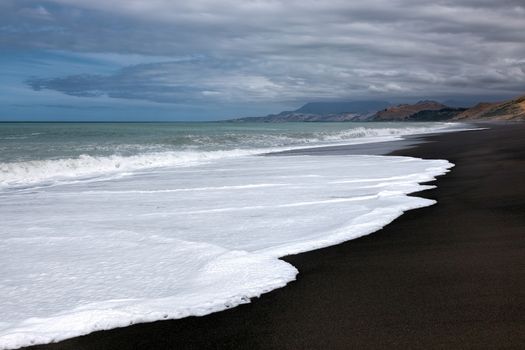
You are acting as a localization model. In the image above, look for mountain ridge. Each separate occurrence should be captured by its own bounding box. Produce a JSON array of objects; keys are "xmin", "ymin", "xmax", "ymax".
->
[
  {"xmin": 228, "ymin": 94, "xmax": 525, "ymax": 122},
  {"xmin": 371, "ymin": 100, "xmax": 448, "ymax": 121}
]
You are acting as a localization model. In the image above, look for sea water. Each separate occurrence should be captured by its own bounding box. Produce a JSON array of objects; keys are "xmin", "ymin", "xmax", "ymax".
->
[{"xmin": 0, "ymin": 122, "xmax": 458, "ymax": 348}]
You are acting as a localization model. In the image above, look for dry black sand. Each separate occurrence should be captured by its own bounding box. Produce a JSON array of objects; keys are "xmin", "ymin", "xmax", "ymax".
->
[{"xmin": 27, "ymin": 123, "xmax": 525, "ymax": 349}]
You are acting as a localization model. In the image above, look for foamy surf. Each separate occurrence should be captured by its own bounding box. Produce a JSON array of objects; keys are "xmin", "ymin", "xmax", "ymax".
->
[
  {"xmin": 0, "ymin": 123, "xmax": 462, "ymax": 189},
  {"xmin": 0, "ymin": 153, "xmax": 453, "ymax": 349}
]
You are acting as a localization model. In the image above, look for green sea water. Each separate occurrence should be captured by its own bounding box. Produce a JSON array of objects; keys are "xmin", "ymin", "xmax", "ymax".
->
[{"xmin": 0, "ymin": 122, "xmax": 451, "ymax": 163}]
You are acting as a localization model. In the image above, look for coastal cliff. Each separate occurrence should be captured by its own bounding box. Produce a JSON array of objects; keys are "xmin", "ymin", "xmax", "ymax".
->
[
  {"xmin": 454, "ymin": 95, "xmax": 525, "ymax": 121},
  {"xmin": 229, "ymin": 94, "xmax": 525, "ymax": 122}
]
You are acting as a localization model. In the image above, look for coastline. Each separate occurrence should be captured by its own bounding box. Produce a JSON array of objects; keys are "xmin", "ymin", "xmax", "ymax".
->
[{"xmin": 26, "ymin": 123, "xmax": 525, "ymax": 349}]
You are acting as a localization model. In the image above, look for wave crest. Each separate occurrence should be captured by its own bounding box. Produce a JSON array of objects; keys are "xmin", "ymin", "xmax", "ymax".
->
[{"xmin": 0, "ymin": 124, "xmax": 459, "ymax": 188}]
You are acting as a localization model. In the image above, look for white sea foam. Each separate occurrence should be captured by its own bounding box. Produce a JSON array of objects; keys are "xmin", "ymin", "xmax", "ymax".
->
[
  {"xmin": 0, "ymin": 123, "xmax": 460, "ymax": 189},
  {"xmin": 0, "ymin": 150, "xmax": 264, "ymax": 189},
  {"xmin": 0, "ymin": 153, "xmax": 453, "ymax": 349}
]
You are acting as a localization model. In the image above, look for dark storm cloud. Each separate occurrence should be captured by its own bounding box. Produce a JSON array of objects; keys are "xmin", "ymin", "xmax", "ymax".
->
[
  {"xmin": 4, "ymin": 0, "xmax": 525, "ymax": 105},
  {"xmin": 26, "ymin": 58, "xmax": 368, "ymax": 103}
]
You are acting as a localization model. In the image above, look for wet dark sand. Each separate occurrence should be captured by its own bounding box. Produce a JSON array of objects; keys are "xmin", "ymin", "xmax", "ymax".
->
[{"xmin": 28, "ymin": 123, "xmax": 525, "ymax": 349}]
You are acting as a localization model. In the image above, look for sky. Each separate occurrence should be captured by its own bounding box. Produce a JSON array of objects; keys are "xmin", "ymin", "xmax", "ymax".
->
[{"xmin": 1, "ymin": 0, "xmax": 524, "ymax": 121}]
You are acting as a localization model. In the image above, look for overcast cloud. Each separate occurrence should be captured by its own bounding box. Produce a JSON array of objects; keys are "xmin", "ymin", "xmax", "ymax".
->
[{"xmin": 1, "ymin": 0, "xmax": 524, "ymax": 119}]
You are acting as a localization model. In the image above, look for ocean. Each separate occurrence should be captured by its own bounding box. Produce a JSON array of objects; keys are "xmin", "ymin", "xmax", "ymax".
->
[{"xmin": 0, "ymin": 122, "xmax": 459, "ymax": 348}]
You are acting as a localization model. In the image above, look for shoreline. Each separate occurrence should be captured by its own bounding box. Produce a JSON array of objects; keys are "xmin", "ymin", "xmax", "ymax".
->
[{"xmin": 26, "ymin": 123, "xmax": 525, "ymax": 349}]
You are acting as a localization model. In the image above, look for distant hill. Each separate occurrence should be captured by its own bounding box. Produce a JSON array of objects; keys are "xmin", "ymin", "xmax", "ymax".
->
[
  {"xmin": 230, "ymin": 100, "xmax": 390, "ymax": 122},
  {"xmin": 227, "ymin": 94, "xmax": 525, "ymax": 123},
  {"xmin": 230, "ymin": 112, "xmax": 365, "ymax": 123},
  {"xmin": 371, "ymin": 100, "xmax": 449, "ymax": 121},
  {"xmin": 454, "ymin": 102, "xmax": 499, "ymax": 120},
  {"xmin": 375, "ymin": 95, "xmax": 525, "ymax": 122},
  {"xmin": 295, "ymin": 101, "xmax": 390, "ymax": 115},
  {"xmin": 407, "ymin": 107, "xmax": 467, "ymax": 121},
  {"xmin": 454, "ymin": 95, "xmax": 525, "ymax": 121}
]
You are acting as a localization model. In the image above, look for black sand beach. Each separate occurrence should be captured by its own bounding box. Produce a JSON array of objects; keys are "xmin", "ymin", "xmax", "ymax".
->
[{"xmin": 28, "ymin": 123, "xmax": 525, "ymax": 349}]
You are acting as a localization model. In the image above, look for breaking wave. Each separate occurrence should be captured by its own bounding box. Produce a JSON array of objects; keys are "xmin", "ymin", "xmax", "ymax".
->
[{"xmin": 0, "ymin": 124, "xmax": 458, "ymax": 188}]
